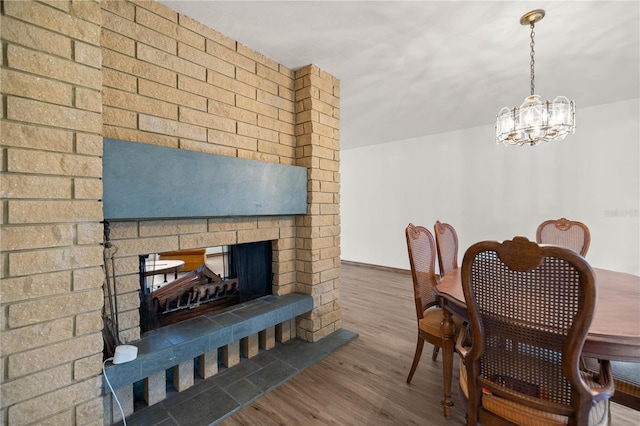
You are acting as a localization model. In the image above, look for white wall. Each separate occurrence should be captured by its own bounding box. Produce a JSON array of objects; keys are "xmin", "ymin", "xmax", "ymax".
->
[{"xmin": 340, "ymin": 98, "xmax": 640, "ymax": 275}]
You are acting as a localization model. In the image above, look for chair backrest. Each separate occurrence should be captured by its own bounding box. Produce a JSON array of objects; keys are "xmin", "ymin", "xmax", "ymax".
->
[
  {"xmin": 536, "ymin": 218, "xmax": 590, "ymax": 257},
  {"xmin": 461, "ymin": 236, "xmax": 597, "ymax": 423},
  {"xmin": 405, "ymin": 223, "xmax": 439, "ymax": 319},
  {"xmin": 434, "ymin": 220, "xmax": 459, "ymax": 276}
]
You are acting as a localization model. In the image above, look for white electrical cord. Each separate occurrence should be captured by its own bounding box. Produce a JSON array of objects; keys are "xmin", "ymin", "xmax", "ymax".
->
[{"xmin": 103, "ymin": 358, "xmax": 127, "ymax": 426}]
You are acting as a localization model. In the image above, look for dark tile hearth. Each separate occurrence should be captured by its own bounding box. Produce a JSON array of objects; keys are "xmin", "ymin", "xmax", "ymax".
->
[{"xmin": 121, "ymin": 329, "xmax": 358, "ymax": 426}]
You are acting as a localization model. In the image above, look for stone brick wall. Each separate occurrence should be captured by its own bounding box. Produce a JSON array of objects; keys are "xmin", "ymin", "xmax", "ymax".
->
[{"xmin": 1, "ymin": 0, "xmax": 340, "ymax": 424}]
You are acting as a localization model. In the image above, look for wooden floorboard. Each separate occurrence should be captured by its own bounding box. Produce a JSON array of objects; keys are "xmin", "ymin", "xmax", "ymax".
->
[{"xmin": 220, "ymin": 262, "xmax": 640, "ymax": 425}]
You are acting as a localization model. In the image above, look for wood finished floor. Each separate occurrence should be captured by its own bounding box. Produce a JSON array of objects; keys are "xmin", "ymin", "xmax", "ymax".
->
[{"xmin": 221, "ymin": 262, "xmax": 640, "ymax": 426}]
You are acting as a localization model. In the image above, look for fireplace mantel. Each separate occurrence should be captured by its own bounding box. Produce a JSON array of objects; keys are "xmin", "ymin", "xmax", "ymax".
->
[{"xmin": 102, "ymin": 138, "xmax": 308, "ymax": 220}]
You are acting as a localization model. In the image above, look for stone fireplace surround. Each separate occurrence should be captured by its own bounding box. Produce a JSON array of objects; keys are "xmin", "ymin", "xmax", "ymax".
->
[{"xmin": 0, "ymin": 1, "xmax": 341, "ymax": 425}]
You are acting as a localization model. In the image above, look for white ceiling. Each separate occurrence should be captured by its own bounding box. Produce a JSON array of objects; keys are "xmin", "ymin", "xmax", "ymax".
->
[{"xmin": 160, "ymin": 1, "xmax": 640, "ymax": 150}]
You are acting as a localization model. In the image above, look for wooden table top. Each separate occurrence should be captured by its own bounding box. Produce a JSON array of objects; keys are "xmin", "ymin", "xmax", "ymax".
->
[{"xmin": 436, "ymin": 267, "xmax": 640, "ymax": 362}]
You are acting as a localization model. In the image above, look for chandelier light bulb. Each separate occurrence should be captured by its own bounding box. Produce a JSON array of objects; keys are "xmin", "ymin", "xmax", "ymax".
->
[{"xmin": 496, "ymin": 9, "xmax": 575, "ymax": 146}]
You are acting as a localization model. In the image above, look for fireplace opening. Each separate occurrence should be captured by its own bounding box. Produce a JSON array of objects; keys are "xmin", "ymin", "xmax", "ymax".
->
[{"xmin": 138, "ymin": 241, "xmax": 273, "ymax": 332}]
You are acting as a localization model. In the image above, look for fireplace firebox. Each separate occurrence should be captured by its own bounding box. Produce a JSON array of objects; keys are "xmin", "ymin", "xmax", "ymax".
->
[{"xmin": 138, "ymin": 241, "xmax": 273, "ymax": 332}]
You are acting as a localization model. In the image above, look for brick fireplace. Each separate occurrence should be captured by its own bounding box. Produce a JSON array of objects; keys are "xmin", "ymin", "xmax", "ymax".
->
[{"xmin": 0, "ymin": 1, "xmax": 341, "ymax": 425}]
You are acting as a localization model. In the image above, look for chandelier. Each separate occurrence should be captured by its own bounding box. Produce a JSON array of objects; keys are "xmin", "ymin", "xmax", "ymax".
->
[{"xmin": 496, "ymin": 9, "xmax": 575, "ymax": 146}]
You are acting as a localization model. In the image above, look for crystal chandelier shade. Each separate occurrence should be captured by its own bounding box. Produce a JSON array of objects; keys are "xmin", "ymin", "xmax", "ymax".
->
[{"xmin": 496, "ymin": 10, "xmax": 575, "ymax": 146}]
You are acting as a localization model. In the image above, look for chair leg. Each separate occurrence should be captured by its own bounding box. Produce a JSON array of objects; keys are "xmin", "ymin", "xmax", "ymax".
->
[
  {"xmin": 407, "ymin": 336, "xmax": 425, "ymax": 383},
  {"xmin": 432, "ymin": 345, "xmax": 440, "ymax": 361}
]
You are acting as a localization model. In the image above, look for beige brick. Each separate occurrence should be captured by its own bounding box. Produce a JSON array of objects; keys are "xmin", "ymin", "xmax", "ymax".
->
[
  {"xmin": 76, "ymin": 133, "xmax": 103, "ymax": 156},
  {"xmin": 173, "ymin": 360, "xmax": 194, "ymax": 391},
  {"xmin": 144, "ymin": 370, "xmax": 166, "ymax": 405},
  {"xmin": 276, "ymin": 320, "xmax": 291, "ymax": 342},
  {"xmin": 102, "ymin": 49, "xmax": 176, "ymax": 86},
  {"xmin": 237, "ymin": 228, "xmax": 279, "ymax": 244},
  {"xmin": 1, "ymin": 69, "xmax": 73, "ymax": 106},
  {"xmin": 208, "ymin": 71, "xmax": 256, "ymax": 99},
  {"xmin": 5, "ymin": 0, "xmax": 100, "ymax": 44},
  {"xmin": 237, "ymin": 122, "xmax": 279, "ymax": 144},
  {"xmin": 236, "ymin": 95, "xmax": 278, "ymax": 119},
  {"xmin": 111, "ymin": 235, "xmax": 179, "ymax": 258},
  {"xmin": 8, "ymin": 333, "xmax": 102, "ymax": 379},
  {"xmin": 138, "ymin": 43, "xmax": 205, "ymax": 80},
  {"xmin": 75, "ymin": 395, "xmax": 103, "ymax": 425},
  {"xmin": 7, "ymin": 44, "xmax": 101, "ymax": 90},
  {"xmin": 209, "ymin": 101, "xmax": 257, "ymax": 125},
  {"xmin": 180, "ymin": 107, "xmax": 235, "ymax": 133},
  {"xmin": 259, "ymin": 327, "xmax": 275, "ymax": 350},
  {"xmin": 101, "ymin": 28, "xmax": 135, "ymax": 57},
  {"xmin": 75, "ymin": 310, "xmax": 103, "ymax": 336},
  {"xmin": 179, "ymin": 232, "xmax": 236, "ymax": 250},
  {"xmin": 178, "ymin": 74, "xmax": 235, "ymax": 105},
  {"xmin": 207, "ymin": 129, "xmax": 257, "ymax": 151},
  {"xmin": 222, "ymin": 341, "xmax": 240, "ymax": 368},
  {"xmin": 75, "ymin": 177, "xmax": 103, "ymax": 200},
  {"xmin": 237, "ymin": 44, "xmax": 278, "ymax": 71},
  {"xmin": 135, "ymin": 0, "xmax": 178, "ymax": 22},
  {"xmin": 139, "ymin": 79, "xmax": 206, "ymax": 111},
  {"xmin": 257, "ymin": 63, "xmax": 293, "ymax": 88},
  {"xmin": 103, "ymin": 87, "xmax": 177, "ymax": 120},
  {"xmin": 76, "ymin": 222, "xmax": 103, "ymax": 245},
  {"xmin": 0, "ymin": 364, "xmax": 70, "ymax": 407},
  {"xmin": 206, "ymin": 39, "xmax": 256, "ymax": 73},
  {"xmin": 75, "ymin": 87, "xmax": 102, "ymax": 112},
  {"xmin": 8, "ymin": 200, "xmax": 102, "ymax": 224},
  {"xmin": 8, "ymin": 288, "xmax": 103, "ymax": 328},
  {"xmin": 1, "ymin": 317, "xmax": 74, "ymax": 357},
  {"xmin": 102, "ymin": 9, "xmax": 176, "ymax": 55},
  {"xmin": 103, "ymin": 106, "xmax": 137, "ymax": 129},
  {"xmin": 136, "ymin": 7, "xmax": 204, "ymax": 51},
  {"xmin": 1, "ymin": 15, "xmax": 72, "ymax": 58},
  {"xmin": 108, "ymin": 383, "xmax": 134, "ymax": 424},
  {"xmin": 75, "ymin": 41, "xmax": 102, "ymax": 69},
  {"xmin": 0, "ymin": 174, "xmax": 71, "ymax": 199},
  {"xmin": 198, "ymin": 350, "xmax": 218, "ymax": 379},
  {"xmin": 7, "ymin": 149, "xmax": 102, "ymax": 178},
  {"xmin": 7, "ymin": 97, "xmax": 101, "ymax": 134},
  {"xmin": 139, "ymin": 114, "xmax": 207, "ymax": 141},
  {"xmin": 72, "ymin": 266, "xmax": 104, "ymax": 291},
  {"xmin": 0, "ymin": 271, "xmax": 70, "ymax": 304},
  {"xmin": 102, "ymin": 0, "xmax": 136, "ymax": 21},
  {"xmin": 1, "ymin": 123, "xmax": 73, "ymax": 152},
  {"xmin": 180, "ymin": 43, "xmax": 234, "ymax": 78},
  {"xmin": 241, "ymin": 333, "xmax": 259, "ymax": 358},
  {"xmin": 180, "ymin": 12, "xmax": 234, "ymax": 50},
  {"xmin": 74, "ymin": 353, "xmax": 103, "ymax": 381},
  {"xmin": 236, "ymin": 69, "xmax": 278, "ymax": 95},
  {"xmin": 0, "ymin": 223, "xmax": 73, "ymax": 251}
]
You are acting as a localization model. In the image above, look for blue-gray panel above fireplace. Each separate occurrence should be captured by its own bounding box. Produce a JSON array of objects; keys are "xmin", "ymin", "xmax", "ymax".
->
[{"xmin": 102, "ymin": 138, "xmax": 308, "ymax": 220}]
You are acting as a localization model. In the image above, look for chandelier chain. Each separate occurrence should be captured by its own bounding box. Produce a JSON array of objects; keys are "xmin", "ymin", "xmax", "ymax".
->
[{"xmin": 529, "ymin": 22, "xmax": 536, "ymax": 96}]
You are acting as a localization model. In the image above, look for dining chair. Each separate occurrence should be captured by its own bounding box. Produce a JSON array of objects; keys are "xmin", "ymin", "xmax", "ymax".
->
[
  {"xmin": 405, "ymin": 223, "xmax": 462, "ymax": 384},
  {"xmin": 434, "ymin": 220, "xmax": 459, "ymax": 277},
  {"xmin": 583, "ymin": 358, "xmax": 640, "ymax": 411},
  {"xmin": 457, "ymin": 236, "xmax": 614, "ymax": 425},
  {"xmin": 536, "ymin": 218, "xmax": 590, "ymax": 257}
]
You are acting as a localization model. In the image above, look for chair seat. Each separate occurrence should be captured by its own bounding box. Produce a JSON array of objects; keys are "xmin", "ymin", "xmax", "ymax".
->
[
  {"xmin": 419, "ymin": 307, "xmax": 463, "ymax": 336},
  {"xmin": 460, "ymin": 358, "xmax": 610, "ymax": 426}
]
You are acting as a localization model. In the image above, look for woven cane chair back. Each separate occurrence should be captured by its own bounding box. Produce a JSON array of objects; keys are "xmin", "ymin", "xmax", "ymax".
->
[
  {"xmin": 405, "ymin": 223, "xmax": 438, "ymax": 317},
  {"xmin": 460, "ymin": 237, "xmax": 611, "ymax": 425},
  {"xmin": 536, "ymin": 218, "xmax": 590, "ymax": 257},
  {"xmin": 434, "ymin": 221, "xmax": 459, "ymax": 277}
]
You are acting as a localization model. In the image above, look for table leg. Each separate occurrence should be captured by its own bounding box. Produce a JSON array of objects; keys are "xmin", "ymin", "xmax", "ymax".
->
[{"xmin": 440, "ymin": 307, "xmax": 456, "ymax": 418}]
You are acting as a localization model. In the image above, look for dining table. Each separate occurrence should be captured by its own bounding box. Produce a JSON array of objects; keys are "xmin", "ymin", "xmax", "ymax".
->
[{"xmin": 434, "ymin": 266, "xmax": 640, "ymax": 418}]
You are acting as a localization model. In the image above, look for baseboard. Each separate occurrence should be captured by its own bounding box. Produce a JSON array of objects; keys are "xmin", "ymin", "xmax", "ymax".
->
[{"xmin": 340, "ymin": 259, "xmax": 411, "ymax": 275}]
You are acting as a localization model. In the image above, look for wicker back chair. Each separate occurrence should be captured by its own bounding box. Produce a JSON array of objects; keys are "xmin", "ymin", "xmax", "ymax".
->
[
  {"xmin": 434, "ymin": 220, "xmax": 459, "ymax": 277},
  {"xmin": 457, "ymin": 237, "xmax": 613, "ymax": 425},
  {"xmin": 405, "ymin": 223, "xmax": 462, "ymax": 383},
  {"xmin": 536, "ymin": 218, "xmax": 590, "ymax": 257}
]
